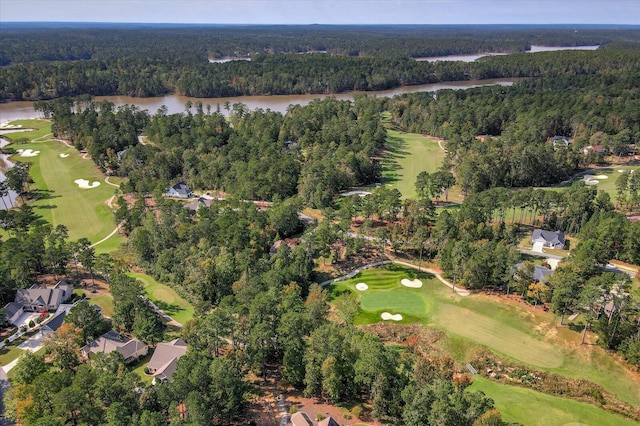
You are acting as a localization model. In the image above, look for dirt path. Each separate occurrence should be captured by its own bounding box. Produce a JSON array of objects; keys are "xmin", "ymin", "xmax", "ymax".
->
[
  {"xmin": 89, "ymin": 224, "xmax": 121, "ymax": 249},
  {"xmin": 104, "ymin": 176, "xmax": 119, "ymax": 188}
]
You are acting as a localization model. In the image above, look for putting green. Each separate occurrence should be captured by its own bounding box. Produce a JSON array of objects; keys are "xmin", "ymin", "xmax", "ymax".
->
[
  {"xmin": 334, "ymin": 265, "xmax": 563, "ymax": 368},
  {"xmin": 152, "ymin": 289, "xmax": 176, "ymax": 304},
  {"xmin": 361, "ymin": 288, "xmax": 427, "ymax": 317}
]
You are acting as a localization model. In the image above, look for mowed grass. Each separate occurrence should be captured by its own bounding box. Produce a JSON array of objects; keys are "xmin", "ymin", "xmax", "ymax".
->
[
  {"xmin": 87, "ymin": 294, "xmax": 114, "ymax": 318},
  {"xmin": 469, "ymin": 377, "xmax": 638, "ymax": 426},
  {"xmin": 328, "ymin": 265, "xmax": 640, "ymax": 406},
  {"xmin": 382, "ymin": 128, "xmax": 445, "ymax": 199},
  {"xmin": 128, "ymin": 272, "xmax": 194, "ymax": 325},
  {"xmin": 5, "ymin": 120, "xmax": 123, "ymax": 251},
  {"xmin": 0, "ymin": 344, "xmax": 26, "ymax": 366},
  {"xmin": 328, "ymin": 265, "xmax": 437, "ymax": 324}
]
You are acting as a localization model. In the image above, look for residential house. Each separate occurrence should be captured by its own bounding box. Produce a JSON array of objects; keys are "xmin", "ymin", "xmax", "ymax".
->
[
  {"xmin": 3, "ymin": 281, "xmax": 73, "ymax": 326},
  {"xmin": 270, "ymin": 238, "xmax": 301, "ymax": 255},
  {"xmin": 39, "ymin": 311, "xmax": 67, "ymax": 337},
  {"xmin": 318, "ymin": 416, "xmax": 340, "ymax": 426},
  {"xmin": 533, "ymin": 265, "xmax": 554, "ymax": 283},
  {"xmin": 146, "ymin": 338, "xmax": 188, "ymax": 383},
  {"xmin": 531, "ymin": 229, "xmax": 566, "ymax": 249},
  {"xmin": 291, "ymin": 412, "xmax": 314, "ymax": 426},
  {"xmin": 81, "ymin": 330, "xmax": 148, "ymax": 363},
  {"xmin": 3, "ymin": 302, "xmax": 24, "ymax": 326},
  {"xmin": 552, "ymin": 136, "xmax": 569, "ymax": 148},
  {"xmin": 184, "ymin": 196, "xmax": 213, "ymax": 211},
  {"xmin": 166, "ymin": 182, "xmax": 193, "ymax": 199},
  {"xmin": 583, "ymin": 145, "xmax": 607, "ymax": 155}
]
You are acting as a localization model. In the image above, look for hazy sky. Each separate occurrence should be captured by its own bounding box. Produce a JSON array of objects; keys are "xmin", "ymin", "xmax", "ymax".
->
[{"xmin": 1, "ymin": 0, "xmax": 639, "ymax": 25}]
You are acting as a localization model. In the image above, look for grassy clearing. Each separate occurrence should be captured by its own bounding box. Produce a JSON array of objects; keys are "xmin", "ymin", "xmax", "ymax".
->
[
  {"xmin": 128, "ymin": 272, "xmax": 194, "ymax": 324},
  {"xmin": 469, "ymin": 377, "xmax": 638, "ymax": 426},
  {"xmin": 5, "ymin": 120, "xmax": 123, "ymax": 250},
  {"xmin": 381, "ymin": 128, "xmax": 445, "ymax": 199}
]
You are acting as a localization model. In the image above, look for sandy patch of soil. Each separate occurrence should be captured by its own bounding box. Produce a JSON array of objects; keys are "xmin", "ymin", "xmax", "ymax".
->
[{"xmin": 59, "ymin": 153, "xmax": 69, "ymax": 158}]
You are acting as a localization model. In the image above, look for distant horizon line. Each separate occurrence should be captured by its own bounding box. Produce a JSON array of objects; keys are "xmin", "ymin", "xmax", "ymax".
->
[{"xmin": 2, "ymin": 22, "xmax": 640, "ymax": 28}]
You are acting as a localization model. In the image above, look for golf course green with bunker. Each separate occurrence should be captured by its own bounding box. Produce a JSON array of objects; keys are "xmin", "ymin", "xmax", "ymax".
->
[
  {"xmin": 3, "ymin": 119, "xmax": 123, "ymax": 252},
  {"xmin": 327, "ymin": 264, "xmax": 640, "ymax": 409}
]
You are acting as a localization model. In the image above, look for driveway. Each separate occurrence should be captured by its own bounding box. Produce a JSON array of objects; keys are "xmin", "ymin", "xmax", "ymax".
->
[
  {"xmin": 17, "ymin": 331, "xmax": 47, "ymax": 353},
  {"xmin": 11, "ymin": 311, "xmax": 40, "ymax": 329}
]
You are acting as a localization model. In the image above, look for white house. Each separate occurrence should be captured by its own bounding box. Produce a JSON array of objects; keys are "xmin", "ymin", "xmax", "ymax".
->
[
  {"xmin": 531, "ymin": 229, "xmax": 566, "ymax": 249},
  {"xmin": 166, "ymin": 182, "xmax": 193, "ymax": 199}
]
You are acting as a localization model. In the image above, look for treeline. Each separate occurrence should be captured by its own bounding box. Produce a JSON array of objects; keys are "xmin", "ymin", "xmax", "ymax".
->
[
  {"xmin": 42, "ymin": 96, "xmax": 385, "ymax": 207},
  {"xmin": 3, "ymin": 24, "xmax": 634, "ymax": 65},
  {"xmin": 2, "ymin": 42, "xmax": 640, "ymax": 101}
]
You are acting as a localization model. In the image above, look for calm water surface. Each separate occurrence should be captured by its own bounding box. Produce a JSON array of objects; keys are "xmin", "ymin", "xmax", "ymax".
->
[
  {"xmin": 0, "ymin": 78, "xmax": 516, "ymax": 122},
  {"xmin": 414, "ymin": 44, "xmax": 600, "ymax": 62}
]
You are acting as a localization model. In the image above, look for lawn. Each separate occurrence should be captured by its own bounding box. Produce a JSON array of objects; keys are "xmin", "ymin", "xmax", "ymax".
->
[
  {"xmin": 328, "ymin": 265, "xmax": 640, "ymax": 407},
  {"xmin": 469, "ymin": 377, "xmax": 638, "ymax": 426},
  {"xmin": 128, "ymin": 272, "xmax": 195, "ymax": 325},
  {"xmin": 88, "ymin": 294, "xmax": 115, "ymax": 318},
  {"xmin": 4, "ymin": 119, "xmax": 123, "ymax": 252},
  {"xmin": 381, "ymin": 125, "xmax": 445, "ymax": 199},
  {"xmin": 130, "ymin": 351, "xmax": 154, "ymax": 385},
  {"xmin": 0, "ymin": 344, "xmax": 26, "ymax": 366}
]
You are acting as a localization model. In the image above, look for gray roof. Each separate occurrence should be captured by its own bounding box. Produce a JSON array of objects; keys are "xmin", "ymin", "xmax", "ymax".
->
[
  {"xmin": 532, "ymin": 229, "xmax": 565, "ymax": 245},
  {"xmin": 42, "ymin": 311, "xmax": 66, "ymax": 332},
  {"xmin": 291, "ymin": 412, "xmax": 313, "ymax": 426},
  {"xmin": 147, "ymin": 338, "xmax": 188, "ymax": 381},
  {"xmin": 4, "ymin": 302, "xmax": 23, "ymax": 318},
  {"xmin": 167, "ymin": 182, "xmax": 192, "ymax": 197},
  {"xmin": 82, "ymin": 330, "xmax": 147, "ymax": 360},
  {"xmin": 184, "ymin": 197, "xmax": 212, "ymax": 211},
  {"xmin": 14, "ymin": 283, "xmax": 73, "ymax": 308},
  {"xmin": 318, "ymin": 417, "xmax": 340, "ymax": 426},
  {"xmin": 534, "ymin": 266, "xmax": 554, "ymax": 283}
]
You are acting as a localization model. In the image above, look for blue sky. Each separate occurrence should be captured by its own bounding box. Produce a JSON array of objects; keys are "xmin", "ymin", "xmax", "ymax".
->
[{"xmin": 1, "ymin": 0, "xmax": 638, "ymax": 25}]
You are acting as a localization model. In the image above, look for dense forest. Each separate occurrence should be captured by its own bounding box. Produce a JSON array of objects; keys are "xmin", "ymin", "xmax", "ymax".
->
[
  {"xmin": 1, "ymin": 25, "xmax": 640, "ymax": 100},
  {"xmin": 3, "ymin": 25, "xmax": 640, "ymax": 426}
]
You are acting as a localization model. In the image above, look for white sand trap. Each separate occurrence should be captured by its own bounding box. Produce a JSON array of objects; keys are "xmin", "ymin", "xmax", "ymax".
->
[
  {"xmin": 74, "ymin": 179, "xmax": 101, "ymax": 189},
  {"xmin": 583, "ymin": 179, "xmax": 598, "ymax": 185},
  {"xmin": 381, "ymin": 312, "xmax": 403, "ymax": 321},
  {"xmin": 355, "ymin": 282, "xmax": 369, "ymax": 291},
  {"xmin": 18, "ymin": 149, "xmax": 40, "ymax": 157},
  {"xmin": 594, "ymin": 175, "xmax": 608, "ymax": 179},
  {"xmin": 401, "ymin": 278, "xmax": 423, "ymax": 288},
  {"xmin": 59, "ymin": 153, "xmax": 69, "ymax": 158}
]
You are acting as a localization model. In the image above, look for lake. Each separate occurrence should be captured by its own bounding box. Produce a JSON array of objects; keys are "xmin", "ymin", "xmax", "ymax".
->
[
  {"xmin": 414, "ymin": 44, "xmax": 600, "ymax": 62},
  {"xmin": 0, "ymin": 78, "xmax": 516, "ymax": 121}
]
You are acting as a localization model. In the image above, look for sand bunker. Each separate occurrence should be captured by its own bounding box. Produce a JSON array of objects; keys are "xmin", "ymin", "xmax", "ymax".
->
[
  {"xmin": 594, "ymin": 175, "xmax": 608, "ymax": 179},
  {"xmin": 74, "ymin": 179, "xmax": 101, "ymax": 189},
  {"xmin": 355, "ymin": 282, "xmax": 369, "ymax": 291},
  {"xmin": 0, "ymin": 123, "xmax": 22, "ymax": 129},
  {"xmin": 401, "ymin": 278, "xmax": 423, "ymax": 288},
  {"xmin": 59, "ymin": 153, "xmax": 69, "ymax": 158},
  {"xmin": 583, "ymin": 175, "xmax": 602, "ymax": 185},
  {"xmin": 16, "ymin": 149, "xmax": 40, "ymax": 157},
  {"xmin": 381, "ymin": 312, "xmax": 403, "ymax": 321}
]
